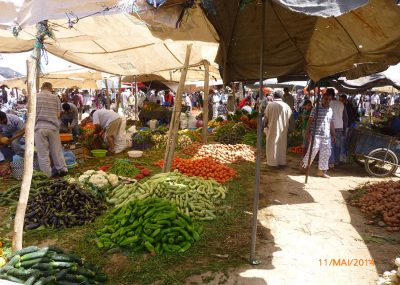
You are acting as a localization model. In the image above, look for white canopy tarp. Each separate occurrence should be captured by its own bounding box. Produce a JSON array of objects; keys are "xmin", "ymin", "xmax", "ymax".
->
[
  {"xmin": 0, "ymin": 2, "xmax": 219, "ymax": 76},
  {"xmin": 0, "ymin": 68, "xmax": 102, "ymax": 89},
  {"xmin": 122, "ymin": 65, "xmax": 221, "ymax": 83},
  {"xmin": 0, "ymin": 0, "xmax": 118, "ymax": 27}
]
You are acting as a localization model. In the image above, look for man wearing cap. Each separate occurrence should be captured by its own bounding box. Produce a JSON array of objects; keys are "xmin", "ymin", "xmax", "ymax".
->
[{"xmin": 264, "ymin": 90, "xmax": 292, "ymax": 167}]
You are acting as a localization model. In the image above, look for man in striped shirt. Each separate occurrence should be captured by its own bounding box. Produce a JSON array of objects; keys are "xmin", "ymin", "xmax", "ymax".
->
[
  {"xmin": 302, "ymin": 93, "xmax": 336, "ymax": 178},
  {"xmin": 35, "ymin": 82, "xmax": 67, "ymax": 177}
]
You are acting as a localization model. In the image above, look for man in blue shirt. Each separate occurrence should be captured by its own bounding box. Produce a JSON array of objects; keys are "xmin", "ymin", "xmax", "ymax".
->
[{"xmin": 0, "ymin": 111, "xmax": 25, "ymax": 161}]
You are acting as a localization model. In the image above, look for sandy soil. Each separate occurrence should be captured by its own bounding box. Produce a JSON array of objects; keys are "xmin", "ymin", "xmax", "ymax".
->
[{"xmin": 187, "ymin": 155, "xmax": 400, "ymax": 285}]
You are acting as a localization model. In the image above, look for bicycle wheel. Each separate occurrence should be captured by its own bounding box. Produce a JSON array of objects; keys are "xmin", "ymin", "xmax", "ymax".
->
[
  {"xmin": 353, "ymin": 154, "xmax": 377, "ymax": 168},
  {"xmin": 364, "ymin": 148, "xmax": 398, "ymax": 178}
]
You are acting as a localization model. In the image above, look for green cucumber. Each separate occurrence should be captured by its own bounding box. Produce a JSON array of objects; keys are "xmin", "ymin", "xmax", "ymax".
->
[
  {"xmin": 1, "ymin": 274, "xmax": 25, "ymax": 283},
  {"xmin": 24, "ymin": 275, "xmax": 38, "ymax": 285},
  {"xmin": 20, "ymin": 249, "xmax": 49, "ymax": 262},
  {"xmin": 32, "ymin": 277, "xmax": 45, "ymax": 285},
  {"xmin": 20, "ymin": 257, "xmax": 51, "ymax": 268},
  {"xmin": 7, "ymin": 255, "xmax": 21, "ymax": 266},
  {"xmin": 8, "ymin": 246, "xmax": 39, "ymax": 259}
]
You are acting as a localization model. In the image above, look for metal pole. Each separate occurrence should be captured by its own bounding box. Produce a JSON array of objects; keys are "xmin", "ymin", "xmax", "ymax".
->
[
  {"xmin": 249, "ymin": 0, "xmax": 266, "ymax": 265},
  {"xmin": 305, "ymin": 83, "xmax": 321, "ymax": 184}
]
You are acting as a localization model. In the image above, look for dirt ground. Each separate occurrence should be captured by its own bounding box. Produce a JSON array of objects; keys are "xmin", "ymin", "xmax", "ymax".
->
[{"xmin": 187, "ymin": 154, "xmax": 400, "ymax": 285}]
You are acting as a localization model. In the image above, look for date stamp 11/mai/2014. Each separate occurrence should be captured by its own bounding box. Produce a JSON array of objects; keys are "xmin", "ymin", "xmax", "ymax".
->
[{"xmin": 319, "ymin": 259, "xmax": 375, "ymax": 267}]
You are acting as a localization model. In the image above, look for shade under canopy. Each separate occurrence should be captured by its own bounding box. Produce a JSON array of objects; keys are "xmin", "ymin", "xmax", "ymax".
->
[{"xmin": 205, "ymin": 0, "xmax": 400, "ymax": 82}]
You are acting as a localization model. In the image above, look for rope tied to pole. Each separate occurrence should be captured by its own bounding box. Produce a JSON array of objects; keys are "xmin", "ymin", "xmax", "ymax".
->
[{"xmin": 32, "ymin": 21, "xmax": 55, "ymax": 67}]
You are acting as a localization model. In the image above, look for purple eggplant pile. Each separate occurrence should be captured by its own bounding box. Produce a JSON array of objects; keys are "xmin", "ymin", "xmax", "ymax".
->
[{"xmin": 25, "ymin": 179, "xmax": 106, "ymax": 230}]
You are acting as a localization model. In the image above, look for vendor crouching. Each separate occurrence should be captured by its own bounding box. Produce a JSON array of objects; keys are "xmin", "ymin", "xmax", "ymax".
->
[
  {"xmin": 0, "ymin": 111, "xmax": 25, "ymax": 162},
  {"xmin": 60, "ymin": 102, "xmax": 79, "ymax": 141},
  {"xmin": 90, "ymin": 109, "xmax": 122, "ymax": 154}
]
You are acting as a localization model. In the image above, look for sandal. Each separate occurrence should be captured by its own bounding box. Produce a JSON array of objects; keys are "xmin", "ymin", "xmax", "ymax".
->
[{"xmin": 316, "ymin": 170, "xmax": 330, "ymax": 178}]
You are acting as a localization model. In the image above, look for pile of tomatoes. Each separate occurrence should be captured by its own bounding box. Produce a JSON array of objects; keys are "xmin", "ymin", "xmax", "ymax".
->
[{"xmin": 154, "ymin": 157, "xmax": 237, "ymax": 183}]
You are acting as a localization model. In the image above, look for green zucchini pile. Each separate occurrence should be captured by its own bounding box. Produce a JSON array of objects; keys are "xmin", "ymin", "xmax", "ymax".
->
[
  {"xmin": 0, "ymin": 172, "xmax": 51, "ymax": 207},
  {"xmin": 25, "ymin": 180, "xmax": 106, "ymax": 230},
  {"xmin": 96, "ymin": 197, "xmax": 203, "ymax": 254},
  {"xmin": 0, "ymin": 246, "xmax": 107, "ymax": 284},
  {"xmin": 106, "ymin": 171, "xmax": 227, "ymax": 220}
]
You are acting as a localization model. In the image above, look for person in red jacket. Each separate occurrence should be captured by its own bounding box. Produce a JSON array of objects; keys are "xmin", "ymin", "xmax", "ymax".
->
[
  {"xmin": 164, "ymin": 91, "xmax": 174, "ymax": 107},
  {"xmin": 239, "ymin": 95, "xmax": 252, "ymax": 109}
]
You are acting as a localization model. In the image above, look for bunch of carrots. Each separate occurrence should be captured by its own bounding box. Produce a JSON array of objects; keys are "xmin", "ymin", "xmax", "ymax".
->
[{"xmin": 154, "ymin": 157, "xmax": 237, "ymax": 183}]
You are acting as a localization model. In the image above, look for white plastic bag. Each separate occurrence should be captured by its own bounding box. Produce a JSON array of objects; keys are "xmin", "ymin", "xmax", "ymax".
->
[
  {"xmin": 114, "ymin": 117, "xmax": 129, "ymax": 154},
  {"xmin": 179, "ymin": 113, "xmax": 188, "ymax": 130}
]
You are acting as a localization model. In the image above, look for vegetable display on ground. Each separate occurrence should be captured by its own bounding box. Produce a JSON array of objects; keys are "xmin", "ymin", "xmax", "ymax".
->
[
  {"xmin": 376, "ymin": 256, "xmax": 400, "ymax": 285},
  {"xmin": 350, "ymin": 180, "xmax": 400, "ymax": 232},
  {"xmin": 25, "ymin": 180, "xmax": 106, "ymax": 230},
  {"xmin": 214, "ymin": 122, "xmax": 246, "ymax": 144},
  {"xmin": 182, "ymin": 143, "xmax": 255, "ymax": 164},
  {"xmin": 106, "ymin": 171, "xmax": 227, "ymax": 220},
  {"xmin": 0, "ymin": 246, "xmax": 107, "ymax": 284},
  {"xmin": 0, "ymin": 172, "xmax": 51, "ymax": 207},
  {"xmin": 96, "ymin": 197, "xmax": 203, "ymax": 254},
  {"xmin": 75, "ymin": 169, "xmax": 119, "ymax": 199},
  {"xmin": 154, "ymin": 157, "xmax": 237, "ymax": 183},
  {"xmin": 107, "ymin": 159, "xmax": 141, "ymax": 179}
]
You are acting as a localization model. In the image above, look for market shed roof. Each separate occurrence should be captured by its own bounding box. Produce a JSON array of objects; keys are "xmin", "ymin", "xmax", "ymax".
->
[{"xmin": 205, "ymin": 0, "xmax": 400, "ymax": 82}]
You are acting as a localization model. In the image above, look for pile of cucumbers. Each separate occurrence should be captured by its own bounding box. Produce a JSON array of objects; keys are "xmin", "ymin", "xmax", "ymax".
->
[
  {"xmin": 0, "ymin": 246, "xmax": 107, "ymax": 284},
  {"xmin": 96, "ymin": 197, "xmax": 203, "ymax": 254},
  {"xmin": 0, "ymin": 172, "xmax": 51, "ymax": 207},
  {"xmin": 106, "ymin": 171, "xmax": 227, "ymax": 220}
]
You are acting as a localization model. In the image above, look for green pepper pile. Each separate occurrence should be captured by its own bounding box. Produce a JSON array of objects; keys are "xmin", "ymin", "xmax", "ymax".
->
[
  {"xmin": 107, "ymin": 159, "xmax": 140, "ymax": 178},
  {"xmin": 96, "ymin": 197, "xmax": 203, "ymax": 254}
]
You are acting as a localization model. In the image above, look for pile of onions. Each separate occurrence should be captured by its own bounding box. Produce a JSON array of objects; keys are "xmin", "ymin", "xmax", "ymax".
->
[
  {"xmin": 350, "ymin": 180, "xmax": 400, "ymax": 232},
  {"xmin": 181, "ymin": 142, "xmax": 202, "ymax": 156},
  {"xmin": 182, "ymin": 143, "xmax": 255, "ymax": 164}
]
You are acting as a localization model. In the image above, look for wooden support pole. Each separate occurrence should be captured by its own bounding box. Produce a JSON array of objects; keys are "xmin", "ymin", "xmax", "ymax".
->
[
  {"xmin": 163, "ymin": 44, "xmax": 192, "ymax": 172},
  {"xmin": 134, "ymin": 76, "xmax": 139, "ymax": 121},
  {"xmin": 116, "ymin": 76, "xmax": 122, "ymax": 110},
  {"xmin": 104, "ymin": 79, "xmax": 110, "ymax": 109},
  {"xmin": 202, "ymin": 62, "xmax": 210, "ymax": 144},
  {"xmin": 227, "ymin": 82, "xmax": 235, "ymax": 112},
  {"xmin": 12, "ymin": 22, "xmax": 43, "ymax": 251}
]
